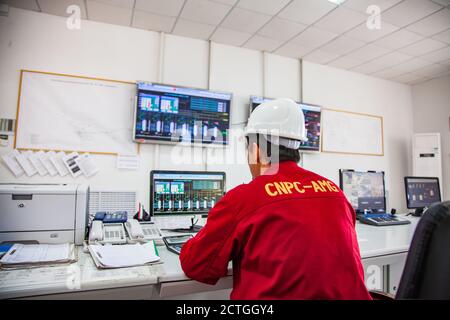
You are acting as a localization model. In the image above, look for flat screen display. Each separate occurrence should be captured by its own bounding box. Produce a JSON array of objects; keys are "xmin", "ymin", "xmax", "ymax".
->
[
  {"xmin": 339, "ymin": 169, "xmax": 386, "ymax": 214},
  {"xmin": 135, "ymin": 82, "xmax": 231, "ymax": 145},
  {"xmin": 150, "ymin": 171, "xmax": 226, "ymax": 216},
  {"xmin": 404, "ymin": 177, "xmax": 441, "ymax": 209}
]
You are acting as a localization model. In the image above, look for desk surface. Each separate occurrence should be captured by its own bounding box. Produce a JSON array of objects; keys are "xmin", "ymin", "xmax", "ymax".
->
[{"xmin": 0, "ymin": 215, "xmax": 420, "ymax": 299}]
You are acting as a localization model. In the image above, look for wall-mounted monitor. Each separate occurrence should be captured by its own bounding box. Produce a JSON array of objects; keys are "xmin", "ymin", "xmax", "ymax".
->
[
  {"xmin": 249, "ymin": 96, "xmax": 322, "ymax": 152},
  {"xmin": 134, "ymin": 82, "xmax": 232, "ymax": 146}
]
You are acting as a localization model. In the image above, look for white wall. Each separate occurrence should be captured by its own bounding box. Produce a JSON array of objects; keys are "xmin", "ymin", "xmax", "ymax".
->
[
  {"xmin": 412, "ymin": 75, "xmax": 450, "ymax": 201},
  {"xmin": 302, "ymin": 62, "xmax": 414, "ymax": 212},
  {"xmin": 0, "ymin": 8, "xmax": 415, "ymax": 212}
]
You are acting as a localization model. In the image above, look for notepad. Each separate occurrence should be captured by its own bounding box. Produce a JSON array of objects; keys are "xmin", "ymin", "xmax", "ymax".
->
[
  {"xmin": 0, "ymin": 243, "xmax": 76, "ymax": 269},
  {"xmin": 88, "ymin": 242, "xmax": 161, "ymax": 269}
]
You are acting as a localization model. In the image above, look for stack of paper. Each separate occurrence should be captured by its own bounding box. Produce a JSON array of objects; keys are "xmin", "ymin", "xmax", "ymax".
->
[
  {"xmin": 88, "ymin": 242, "xmax": 161, "ymax": 269},
  {"xmin": 0, "ymin": 243, "xmax": 77, "ymax": 269}
]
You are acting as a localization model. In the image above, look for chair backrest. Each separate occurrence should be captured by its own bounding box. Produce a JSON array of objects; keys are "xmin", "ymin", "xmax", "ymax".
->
[{"xmin": 396, "ymin": 201, "xmax": 450, "ymax": 299}]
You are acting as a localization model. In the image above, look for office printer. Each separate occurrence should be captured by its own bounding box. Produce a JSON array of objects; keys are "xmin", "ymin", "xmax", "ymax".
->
[{"xmin": 0, "ymin": 184, "xmax": 89, "ymax": 245}]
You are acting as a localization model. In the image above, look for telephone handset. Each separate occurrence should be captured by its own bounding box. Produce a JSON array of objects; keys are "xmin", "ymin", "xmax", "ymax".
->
[
  {"xmin": 89, "ymin": 220, "xmax": 103, "ymax": 243},
  {"xmin": 88, "ymin": 220, "xmax": 127, "ymax": 244},
  {"xmin": 125, "ymin": 219, "xmax": 145, "ymax": 241}
]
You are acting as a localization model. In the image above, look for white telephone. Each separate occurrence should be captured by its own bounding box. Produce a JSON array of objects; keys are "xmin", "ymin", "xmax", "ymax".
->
[
  {"xmin": 125, "ymin": 219, "xmax": 162, "ymax": 242},
  {"xmin": 89, "ymin": 220, "xmax": 127, "ymax": 245},
  {"xmin": 124, "ymin": 219, "xmax": 145, "ymax": 241}
]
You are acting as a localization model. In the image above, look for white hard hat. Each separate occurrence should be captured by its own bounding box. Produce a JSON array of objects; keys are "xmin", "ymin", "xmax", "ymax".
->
[{"xmin": 245, "ymin": 98, "xmax": 307, "ymax": 149}]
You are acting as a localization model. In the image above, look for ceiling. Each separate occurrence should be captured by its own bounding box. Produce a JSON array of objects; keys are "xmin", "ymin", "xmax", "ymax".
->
[{"xmin": 3, "ymin": 0, "xmax": 450, "ymax": 85}]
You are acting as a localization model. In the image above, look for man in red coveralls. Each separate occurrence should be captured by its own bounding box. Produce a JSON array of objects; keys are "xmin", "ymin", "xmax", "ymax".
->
[{"xmin": 180, "ymin": 98, "xmax": 371, "ymax": 300}]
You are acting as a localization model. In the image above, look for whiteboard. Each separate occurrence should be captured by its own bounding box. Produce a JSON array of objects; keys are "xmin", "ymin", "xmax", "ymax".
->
[
  {"xmin": 321, "ymin": 108, "xmax": 384, "ymax": 156},
  {"xmin": 15, "ymin": 70, "xmax": 138, "ymax": 155}
]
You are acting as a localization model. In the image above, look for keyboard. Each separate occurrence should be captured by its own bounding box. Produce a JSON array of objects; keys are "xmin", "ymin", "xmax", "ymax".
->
[{"xmin": 358, "ymin": 214, "xmax": 411, "ymax": 226}]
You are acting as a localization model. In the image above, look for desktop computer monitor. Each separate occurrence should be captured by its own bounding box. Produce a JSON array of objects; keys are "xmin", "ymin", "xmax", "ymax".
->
[
  {"xmin": 249, "ymin": 96, "xmax": 321, "ymax": 152},
  {"xmin": 339, "ymin": 169, "xmax": 386, "ymax": 214},
  {"xmin": 404, "ymin": 177, "xmax": 441, "ymax": 211},
  {"xmin": 150, "ymin": 171, "xmax": 226, "ymax": 218},
  {"xmin": 134, "ymin": 82, "xmax": 231, "ymax": 146}
]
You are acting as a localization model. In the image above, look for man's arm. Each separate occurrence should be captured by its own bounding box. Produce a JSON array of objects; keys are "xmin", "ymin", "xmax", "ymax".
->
[{"xmin": 179, "ymin": 188, "xmax": 241, "ymax": 285}]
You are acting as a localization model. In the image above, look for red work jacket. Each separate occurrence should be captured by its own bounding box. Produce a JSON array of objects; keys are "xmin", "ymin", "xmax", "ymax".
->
[{"xmin": 180, "ymin": 161, "xmax": 371, "ymax": 300}]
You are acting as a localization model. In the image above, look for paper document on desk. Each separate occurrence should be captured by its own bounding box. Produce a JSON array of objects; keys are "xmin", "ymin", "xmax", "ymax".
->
[
  {"xmin": 88, "ymin": 242, "xmax": 161, "ymax": 269},
  {"xmin": 0, "ymin": 243, "xmax": 76, "ymax": 269}
]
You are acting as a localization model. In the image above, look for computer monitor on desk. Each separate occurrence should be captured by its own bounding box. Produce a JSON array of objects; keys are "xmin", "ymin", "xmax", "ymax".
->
[
  {"xmin": 339, "ymin": 169, "xmax": 386, "ymax": 214},
  {"xmin": 340, "ymin": 170, "xmax": 411, "ymax": 226},
  {"xmin": 404, "ymin": 177, "xmax": 441, "ymax": 216},
  {"xmin": 150, "ymin": 170, "xmax": 226, "ymax": 232}
]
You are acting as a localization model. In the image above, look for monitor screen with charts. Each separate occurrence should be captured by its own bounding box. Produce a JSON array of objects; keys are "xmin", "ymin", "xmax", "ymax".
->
[
  {"xmin": 250, "ymin": 96, "xmax": 321, "ymax": 152},
  {"xmin": 135, "ymin": 82, "xmax": 231, "ymax": 146},
  {"xmin": 339, "ymin": 169, "xmax": 386, "ymax": 214},
  {"xmin": 150, "ymin": 171, "xmax": 226, "ymax": 216},
  {"xmin": 404, "ymin": 177, "xmax": 441, "ymax": 209}
]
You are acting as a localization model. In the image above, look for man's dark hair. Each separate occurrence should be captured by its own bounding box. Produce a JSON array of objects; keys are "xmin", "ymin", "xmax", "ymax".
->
[{"xmin": 246, "ymin": 133, "xmax": 301, "ymax": 164}]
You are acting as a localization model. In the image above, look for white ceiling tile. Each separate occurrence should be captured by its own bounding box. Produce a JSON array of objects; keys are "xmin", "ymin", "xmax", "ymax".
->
[
  {"xmin": 382, "ymin": 0, "xmax": 443, "ymax": 27},
  {"xmin": 345, "ymin": 21, "xmax": 399, "ymax": 43},
  {"xmin": 4, "ymin": 0, "xmax": 39, "ymax": 11},
  {"xmin": 132, "ymin": 10, "xmax": 176, "ymax": 32},
  {"xmin": 181, "ymin": 0, "xmax": 232, "ymax": 25},
  {"xmin": 413, "ymin": 63, "xmax": 450, "ymax": 77},
  {"xmin": 172, "ymin": 18, "xmax": 216, "ymax": 40},
  {"xmin": 398, "ymin": 38, "xmax": 448, "ymax": 56},
  {"xmin": 431, "ymin": 0, "xmax": 450, "ymax": 6},
  {"xmin": 373, "ymin": 28, "xmax": 424, "ymax": 50},
  {"xmin": 392, "ymin": 72, "xmax": 424, "ymax": 84},
  {"xmin": 135, "ymin": 0, "xmax": 185, "ymax": 17},
  {"xmin": 86, "ymin": 0, "xmax": 132, "ymax": 26},
  {"xmin": 440, "ymin": 58, "xmax": 450, "ymax": 66},
  {"xmin": 303, "ymin": 49, "xmax": 340, "ymax": 64},
  {"xmin": 211, "ymin": 0, "xmax": 238, "ymax": 5},
  {"xmin": 221, "ymin": 7, "xmax": 272, "ymax": 33},
  {"xmin": 210, "ymin": 27, "xmax": 253, "ymax": 46},
  {"xmin": 274, "ymin": 42, "xmax": 314, "ymax": 58},
  {"xmin": 406, "ymin": 8, "xmax": 450, "ymax": 36},
  {"xmin": 343, "ymin": 0, "xmax": 402, "ymax": 13},
  {"xmin": 278, "ymin": 0, "xmax": 336, "ymax": 25},
  {"xmin": 38, "ymin": 0, "xmax": 87, "ymax": 18},
  {"xmin": 327, "ymin": 56, "xmax": 364, "ymax": 69},
  {"xmin": 351, "ymin": 61, "xmax": 390, "ymax": 74},
  {"xmin": 345, "ymin": 44, "xmax": 391, "ymax": 62},
  {"xmin": 389, "ymin": 57, "xmax": 434, "ymax": 73},
  {"xmin": 290, "ymin": 26, "xmax": 338, "ymax": 48},
  {"xmin": 370, "ymin": 51, "xmax": 414, "ymax": 68},
  {"xmin": 420, "ymin": 46, "xmax": 450, "ymax": 62},
  {"xmin": 258, "ymin": 18, "xmax": 307, "ymax": 42},
  {"xmin": 314, "ymin": 6, "xmax": 367, "ymax": 34},
  {"xmin": 243, "ymin": 35, "xmax": 284, "ymax": 52},
  {"xmin": 319, "ymin": 35, "xmax": 366, "ymax": 56},
  {"xmin": 372, "ymin": 67, "xmax": 409, "ymax": 79},
  {"xmin": 237, "ymin": 0, "xmax": 290, "ymax": 15},
  {"xmin": 93, "ymin": 0, "xmax": 134, "ymax": 8},
  {"xmin": 432, "ymin": 28, "xmax": 450, "ymax": 44}
]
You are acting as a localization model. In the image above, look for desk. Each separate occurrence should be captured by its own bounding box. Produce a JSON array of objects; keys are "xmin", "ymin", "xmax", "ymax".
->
[{"xmin": 0, "ymin": 215, "xmax": 419, "ymax": 299}]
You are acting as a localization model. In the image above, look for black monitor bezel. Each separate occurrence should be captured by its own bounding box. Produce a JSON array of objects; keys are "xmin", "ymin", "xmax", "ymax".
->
[
  {"xmin": 404, "ymin": 176, "xmax": 441, "ymax": 209},
  {"xmin": 339, "ymin": 169, "xmax": 387, "ymax": 214},
  {"xmin": 150, "ymin": 170, "xmax": 226, "ymax": 216},
  {"xmin": 134, "ymin": 81, "xmax": 233, "ymax": 147}
]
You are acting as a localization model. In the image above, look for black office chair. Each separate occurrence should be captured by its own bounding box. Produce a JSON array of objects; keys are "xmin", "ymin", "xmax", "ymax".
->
[{"xmin": 371, "ymin": 201, "xmax": 450, "ymax": 300}]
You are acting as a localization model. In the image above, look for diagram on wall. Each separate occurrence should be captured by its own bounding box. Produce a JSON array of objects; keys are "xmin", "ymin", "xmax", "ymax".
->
[
  {"xmin": 14, "ymin": 70, "xmax": 139, "ymax": 155},
  {"xmin": 321, "ymin": 108, "xmax": 384, "ymax": 156}
]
